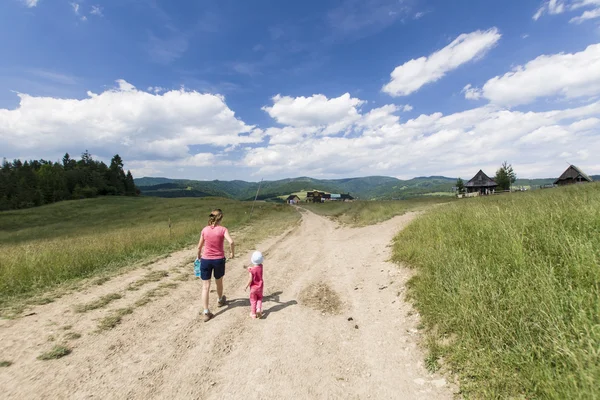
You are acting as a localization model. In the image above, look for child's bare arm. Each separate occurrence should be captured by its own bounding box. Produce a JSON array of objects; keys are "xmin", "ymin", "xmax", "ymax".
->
[{"xmin": 245, "ymin": 271, "xmax": 253, "ymax": 290}]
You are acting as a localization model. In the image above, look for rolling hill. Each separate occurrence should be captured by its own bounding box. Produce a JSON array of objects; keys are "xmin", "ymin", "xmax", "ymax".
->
[
  {"xmin": 136, "ymin": 174, "xmax": 600, "ymax": 201},
  {"xmin": 135, "ymin": 175, "xmax": 456, "ymax": 201}
]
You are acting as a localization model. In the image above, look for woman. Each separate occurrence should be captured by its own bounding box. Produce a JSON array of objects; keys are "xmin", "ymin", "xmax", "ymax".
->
[{"xmin": 197, "ymin": 208, "xmax": 235, "ymax": 322}]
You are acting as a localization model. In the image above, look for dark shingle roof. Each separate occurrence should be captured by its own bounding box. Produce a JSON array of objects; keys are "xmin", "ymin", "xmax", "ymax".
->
[
  {"xmin": 465, "ymin": 170, "xmax": 497, "ymax": 188},
  {"xmin": 554, "ymin": 165, "xmax": 593, "ymax": 184}
]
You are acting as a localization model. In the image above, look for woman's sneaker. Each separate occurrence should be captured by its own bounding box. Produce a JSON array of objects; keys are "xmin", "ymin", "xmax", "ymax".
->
[
  {"xmin": 256, "ymin": 310, "xmax": 263, "ymax": 319},
  {"xmin": 203, "ymin": 312, "xmax": 214, "ymax": 322},
  {"xmin": 217, "ymin": 295, "xmax": 227, "ymax": 307}
]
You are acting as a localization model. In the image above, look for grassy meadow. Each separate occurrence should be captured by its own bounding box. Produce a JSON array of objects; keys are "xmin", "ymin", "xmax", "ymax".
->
[
  {"xmin": 0, "ymin": 197, "xmax": 299, "ymax": 312},
  {"xmin": 301, "ymin": 197, "xmax": 454, "ymax": 226},
  {"xmin": 392, "ymin": 183, "xmax": 600, "ymax": 398}
]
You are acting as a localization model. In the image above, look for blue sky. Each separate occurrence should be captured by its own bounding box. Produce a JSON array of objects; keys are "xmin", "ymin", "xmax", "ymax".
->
[{"xmin": 1, "ymin": 0, "xmax": 600, "ymax": 181}]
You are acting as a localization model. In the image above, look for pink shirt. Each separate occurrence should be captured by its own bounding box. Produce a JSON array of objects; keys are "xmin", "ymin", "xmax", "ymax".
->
[
  {"xmin": 201, "ymin": 225, "xmax": 228, "ymax": 259},
  {"xmin": 248, "ymin": 264, "xmax": 263, "ymax": 293}
]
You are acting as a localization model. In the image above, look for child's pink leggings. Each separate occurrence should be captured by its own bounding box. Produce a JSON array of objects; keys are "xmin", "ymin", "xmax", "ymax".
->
[{"xmin": 250, "ymin": 290, "xmax": 263, "ymax": 315}]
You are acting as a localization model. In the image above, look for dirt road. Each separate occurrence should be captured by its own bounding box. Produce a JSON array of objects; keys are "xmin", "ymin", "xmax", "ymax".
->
[{"xmin": 0, "ymin": 209, "xmax": 455, "ymax": 399}]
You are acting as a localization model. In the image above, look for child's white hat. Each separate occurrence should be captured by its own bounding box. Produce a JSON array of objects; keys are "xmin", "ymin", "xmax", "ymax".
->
[{"xmin": 251, "ymin": 251, "xmax": 263, "ymax": 265}]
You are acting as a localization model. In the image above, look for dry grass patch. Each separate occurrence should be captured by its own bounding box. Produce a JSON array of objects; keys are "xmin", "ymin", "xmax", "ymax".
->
[
  {"xmin": 134, "ymin": 282, "xmax": 179, "ymax": 307},
  {"xmin": 74, "ymin": 292, "xmax": 122, "ymax": 313},
  {"xmin": 37, "ymin": 345, "xmax": 72, "ymax": 360},
  {"xmin": 64, "ymin": 332, "xmax": 82, "ymax": 340},
  {"xmin": 127, "ymin": 270, "xmax": 169, "ymax": 291},
  {"xmin": 299, "ymin": 283, "xmax": 342, "ymax": 314},
  {"xmin": 97, "ymin": 307, "xmax": 133, "ymax": 331},
  {"xmin": 92, "ymin": 276, "xmax": 111, "ymax": 286}
]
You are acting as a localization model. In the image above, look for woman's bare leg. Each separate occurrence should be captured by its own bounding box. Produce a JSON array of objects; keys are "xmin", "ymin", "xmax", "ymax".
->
[
  {"xmin": 215, "ymin": 277, "xmax": 224, "ymax": 300},
  {"xmin": 202, "ymin": 279, "xmax": 211, "ymax": 311}
]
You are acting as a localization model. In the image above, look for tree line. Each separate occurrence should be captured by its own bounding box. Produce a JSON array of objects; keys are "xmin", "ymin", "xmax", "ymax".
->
[{"xmin": 0, "ymin": 151, "xmax": 138, "ymax": 211}]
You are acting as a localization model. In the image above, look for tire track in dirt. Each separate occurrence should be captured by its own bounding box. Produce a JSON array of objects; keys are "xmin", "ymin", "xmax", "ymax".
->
[{"xmin": 0, "ymin": 209, "xmax": 456, "ymax": 399}]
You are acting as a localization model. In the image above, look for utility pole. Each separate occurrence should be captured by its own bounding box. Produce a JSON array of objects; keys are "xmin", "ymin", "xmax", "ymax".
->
[{"xmin": 250, "ymin": 179, "xmax": 263, "ymax": 217}]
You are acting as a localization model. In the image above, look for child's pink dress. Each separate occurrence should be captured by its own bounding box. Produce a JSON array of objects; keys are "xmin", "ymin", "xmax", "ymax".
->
[{"xmin": 248, "ymin": 264, "xmax": 263, "ymax": 316}]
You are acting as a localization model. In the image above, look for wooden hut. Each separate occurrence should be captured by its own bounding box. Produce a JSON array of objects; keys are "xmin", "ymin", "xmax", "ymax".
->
[
  {"xmin": 286, "ymin": 195, "xmax": 300, "ymax": 204},
  {"xmin": 306, "ymin": 190, "xmax": 325, "ymax": 203},
  {"xmin": 465, "ymin": 170, "xmax": 497, "ymax": 194},
  {"xmin": 554, "ymin": 165, "xmax": 593, "ymax": 186}
]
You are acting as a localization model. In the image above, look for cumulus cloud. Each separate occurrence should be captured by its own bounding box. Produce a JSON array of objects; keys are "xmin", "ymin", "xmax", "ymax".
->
[
  {"xmin": 0, "ymin": 80, "xmax": 262, "ymax": 170},
  {"xmin": 262, "ymin": 93, "xmax": 364, "ymax": 135},
  {"xmin": 462, "ymin": 84, "xmax": 482, "ymax": 100},
  {"xmin": 479, "ymin": 43, "xmax": 600, "ymax": 106},
  {"xmin": 382, "ymin": 28, "xmax": 501, "ymax": 97},
  {"xmin": 244, "ymin": 92, "xmax": 600, "ymax": 178},
  {"xmin": 402, "ymin": 104, "xmax": 414, "ymax": 112}
]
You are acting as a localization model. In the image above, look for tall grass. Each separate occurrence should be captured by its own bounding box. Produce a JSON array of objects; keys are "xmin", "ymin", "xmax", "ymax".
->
[
  {"xmin": 392, "ymin": 184, "xmax": 600, "ymax": 398},
  {"xmin": 0, "ymin": 197, "xmax": 298, "ymax": 309},
  {"xmin": 301, "ymin": 197, "xmax": 453, "ymax": 226}
]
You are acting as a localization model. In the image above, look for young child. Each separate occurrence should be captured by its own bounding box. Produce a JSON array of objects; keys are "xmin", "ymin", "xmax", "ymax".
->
[{"xmin": 245, "ymin": 251, "xmax": 264, "ymax": 319}]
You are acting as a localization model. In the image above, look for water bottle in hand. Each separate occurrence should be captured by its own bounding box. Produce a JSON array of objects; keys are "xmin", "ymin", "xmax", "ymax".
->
[{"xmin": 194, "ymin": 259, "xmax": 201, "ymax": 277}]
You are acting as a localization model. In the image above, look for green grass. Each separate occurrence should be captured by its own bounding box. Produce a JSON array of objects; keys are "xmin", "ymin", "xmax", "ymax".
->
[
  {"xmin": 37, "ymin": 345, "xmax": 72, "ymax": 360},
  {"xmin": 392, "ymin": 183, "xmax": 600, "ymax": 398},
  {"xmin": 0, "ymin": 196, "xmax": 298, "ymax": 313},
  {"xmin": 301, "ymin": 197, "xmax": 454, "ymax": 226},
  {"xmin": 0, "ymin": 360, "xmax": 13, "ymax": 367}
]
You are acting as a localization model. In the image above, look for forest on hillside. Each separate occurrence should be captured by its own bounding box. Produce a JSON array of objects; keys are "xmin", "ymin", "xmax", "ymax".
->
[{"xmin": 0, "ymin": 151, "xmax": 138, "ymax": 211}]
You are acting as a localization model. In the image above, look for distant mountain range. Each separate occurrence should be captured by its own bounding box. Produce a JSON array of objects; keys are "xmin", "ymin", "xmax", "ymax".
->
[{"xmin": 135, "ymin": 175, "xmax": 599, "ymax": 201}]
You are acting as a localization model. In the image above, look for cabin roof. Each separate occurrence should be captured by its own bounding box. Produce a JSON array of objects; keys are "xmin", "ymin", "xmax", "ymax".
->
[
  {"xmin": 554, "ymin": 165, "xmax": 593, "ymax": 184},
  {"xmin": 465, "ymin": 170, "xmax": 498, "ymax": 187}
]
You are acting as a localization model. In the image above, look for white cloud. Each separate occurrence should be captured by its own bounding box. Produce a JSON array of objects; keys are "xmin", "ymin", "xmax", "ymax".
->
[
  {"xmin": 90, "ymin": 5, "xmax": 103, "ymax": 17},
  {"xmin": 382, "ymin": 28, "xmax": 501, "ymax": 97},
  {"xmin": 570, "ymin": 0, "xmax": 600, "ymax": 10},
  {"xmin": 402, "ymin": 104, "xmax": 414, "ymax": 112},
  {"xmin": 479, "ymin": 43, "xmax": 600, "ymax": 106},
  {"xmin": 22, "ymin": 0, "xmax": 39, "ymax": 7},
  {"xmin": 570, "ymin": 7, "xmax": 600, "ymax": 22},
  {"xmin": 534, "ymin": 0, "xmax": 600, "ymax": 21},
  {"xmin": 70, "ymin": 2, "xmax": 79, "ymax": 14},
  {"xmin": 462, "ymin": 84, "xmax": 482, "ymax": 100},
  {"xmin": 244, "ymin": 93, "xmax": 600, "ymax": 179},
  {"xmin": 262, "ymin": 93, "xmax": 364, "ymax": 135},
  {"xmin": 147, "ymin": 86, "xmax": 165, "ymax": 94},
  {"xmin": 533, "ymin": 0, "xmax": 567, "ymax": 20},
  {"xmin": 0, "ymin": 80, "xmax": 262, "ymax": 169}
]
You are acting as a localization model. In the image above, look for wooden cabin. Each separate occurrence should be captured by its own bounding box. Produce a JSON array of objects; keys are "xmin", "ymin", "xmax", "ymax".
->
[
  {"xmin": 286, "ymin": 195, "xmax": 300, "ymax": 204},
  {"xmin": 554, "ymin": 165, "xmax": 593, "ymax": 186},
  {"xmin": 306, "ymin": 190, "xmax": 325, "ymax": 203},
  {"xmin": 465, "ymin": 170, "xmax": 498, "ymax": 194}
]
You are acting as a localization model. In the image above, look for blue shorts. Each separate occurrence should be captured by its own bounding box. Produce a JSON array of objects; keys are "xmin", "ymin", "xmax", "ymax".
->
[{"xmin": 200, "ymin": 258, "xmax": 226, "ymax": 281}]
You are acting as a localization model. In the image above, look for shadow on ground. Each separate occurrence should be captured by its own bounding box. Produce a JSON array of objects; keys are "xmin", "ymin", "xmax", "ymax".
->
[{"xmin": 214, "ymin": 291, "xmax": 298, "ymax": 319}]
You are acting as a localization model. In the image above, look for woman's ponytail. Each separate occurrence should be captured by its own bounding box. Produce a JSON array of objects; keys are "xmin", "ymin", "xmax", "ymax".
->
[{"xmin": 208, "ymin": 209, "xmax": 223, "ymax": 226}]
